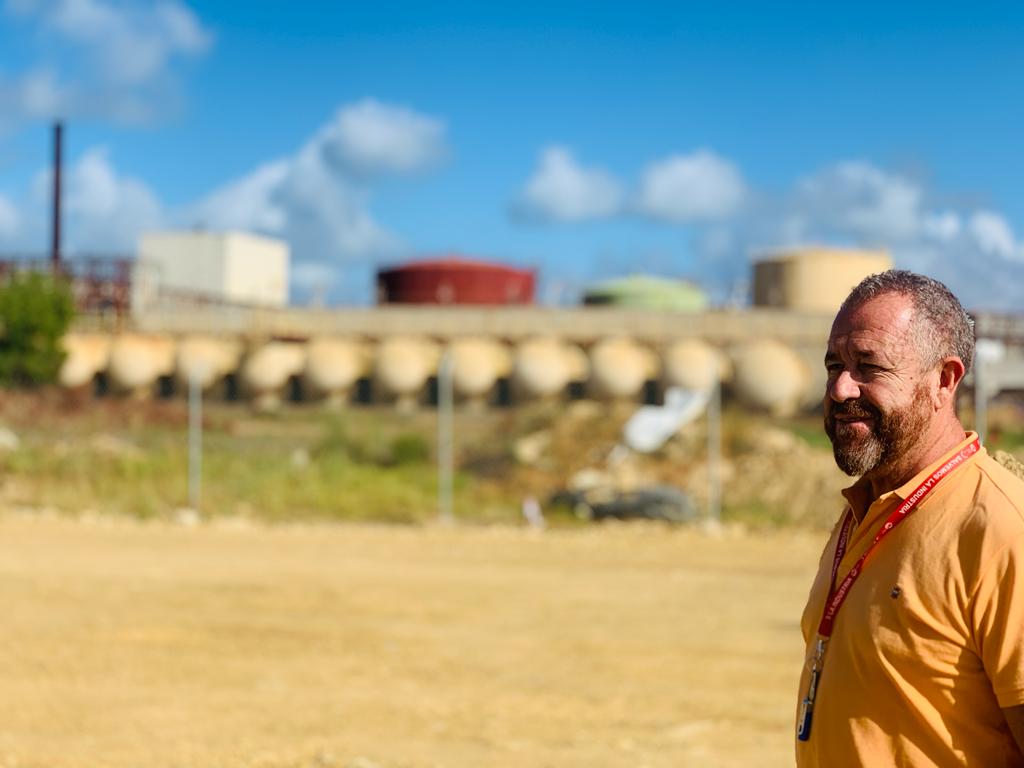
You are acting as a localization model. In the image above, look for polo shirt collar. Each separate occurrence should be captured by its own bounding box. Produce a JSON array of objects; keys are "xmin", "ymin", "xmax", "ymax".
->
[{"xmin": 841, "ymin": 431, "xmax": 982, "ymax": 523}]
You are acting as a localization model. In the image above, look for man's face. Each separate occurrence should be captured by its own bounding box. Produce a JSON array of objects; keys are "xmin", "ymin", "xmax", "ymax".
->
[{"xmin": 824, "ymin": 293, "xmax": 935, "ymax": 477}]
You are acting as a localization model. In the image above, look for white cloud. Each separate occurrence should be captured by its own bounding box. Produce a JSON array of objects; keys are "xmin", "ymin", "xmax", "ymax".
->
[
  {"xmin": 517, "ymin": 146, "xmax": 623, "ymax": 222},
  {"xmin": 275, "ymin": 137, "xmax": 399, "ymax": 256},
  {"xmin": 637, "ymin": 149, "xmax": 745, "ymax": 222},
  {"xmin": 8, "ymin": 145, "xmax": 162, "ymax": 253},
  {"xmin": 2, "ymin": 98, "xmax": 444, "ymax": 300},
  {"xmin": 1, "ymin": 0, "xmax": 212, "ymax": 122},
  {"xmin": 186, "ymin": 101, "xmax": 444, "ymax": 259},
  {"xmin": 921, "ymin": 210, "xmax": 961, "ymax": 242},
  {"xmin": 14, "ymin": 68, "xmax": 69, "ymax": 117},
  {"xmin": 187, "ymin": 160, "xmax": 290, "ymax": 233},
  {"xmin": 969, "ymin": 210, "xmax": 1017, "ymax": 260},
  {"xmin": 678, "ymin": 159, "xmax": 1024, "ymax": 309},
  {"xmin": 320, "ymin": 99, "xmax": 447, "ymax": 175},
  {"xmin": 795, "ymin": 161, "xmax": 922, "ymax": 242},
  {"xmin": 66, "ymin": 146, "xmax": 162, "ymax": 250},
  {"xmin": 509, "ymin": 146, "xmax": 1024, "ymax": 309},
  {"xmin": 46, "ymin": 0, "xmax": 210, "ymax": 85}
]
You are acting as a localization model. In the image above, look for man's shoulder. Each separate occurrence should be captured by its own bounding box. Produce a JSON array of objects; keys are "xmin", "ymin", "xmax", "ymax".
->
[{"xmin": 970, "ymin": 451, "xmax": 1024, "ymax": 529}]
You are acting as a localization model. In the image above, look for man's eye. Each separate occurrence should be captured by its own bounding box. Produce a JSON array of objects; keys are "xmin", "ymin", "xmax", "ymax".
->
[{"xmin": 825, "ymin": 363, "xmax": 843, "ymax": 374}]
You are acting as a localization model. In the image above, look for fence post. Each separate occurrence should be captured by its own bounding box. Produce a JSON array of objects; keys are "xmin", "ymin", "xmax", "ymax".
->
[
  {"xmin": 188, "ymin": 368, "xmax": 203, "ymax": 512},
  {"xmin": 438, "ymin": 351, "xmax": 454, "ymax": 524}
]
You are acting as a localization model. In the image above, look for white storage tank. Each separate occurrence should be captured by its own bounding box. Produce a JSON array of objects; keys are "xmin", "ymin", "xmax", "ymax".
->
[
  {"xmin": 512, "ymin": 337, "xmax": 588, "ymax": 400},
  {"xmin": 59, "ymin": 333, "xmax": 112, "ymax": 389},
  {"xmin": 729, "ymin": 339, "xmax": 810, "ymax": 416},
  {"xmin": 663, "ymin": 339, "xmax": 728, "ymax": 393},
  {"xmin": 107, "ymin": 334, "xmax": 176, "ymax": 396},
  {"xmin": 240, "ymin": 342, "xmax": 306, "ymax": 409},
  {"xmin": 175, "ymin": 336, "xmax": 243, "ymax": 391},
  {"xmin": 373, "ymin": 336, "xmax": 440, "ymax": 409},
  {"xmin": 587, "ymin": 337, "xmax": 658, "ymax": 400},
  {"xmin": 303, "ymin": 337, "xmax": 371, "ymax": 406},
  {"xmin": 446, "ymin": 337, "xmax": 512, "ymax": 405}
]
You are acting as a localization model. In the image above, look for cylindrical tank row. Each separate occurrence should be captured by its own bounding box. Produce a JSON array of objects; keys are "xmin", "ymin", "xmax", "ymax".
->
[{"xmin": 57, "ymin": 333, "xmax": 816, "ymax": 413}]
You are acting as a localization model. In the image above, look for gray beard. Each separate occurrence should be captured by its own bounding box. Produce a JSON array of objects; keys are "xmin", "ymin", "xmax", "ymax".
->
[
  {"xmin": 826, "ymin": 387, "xmax": 931, "ymax": 478},
  {"xmin": 831, "ymin": 423, "xmax": 886, "ymax": 476}
]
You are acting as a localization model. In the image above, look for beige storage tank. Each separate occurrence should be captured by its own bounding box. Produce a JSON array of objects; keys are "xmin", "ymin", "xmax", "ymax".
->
[
  {"xmin": 303, "ymin": 337, "xmax": 370, "ymax": 406},
  {"xmin": 107, "ymin": 334, "xmax": 176, "ymax": 396},
  {"xmin": 587, "ymin": 338, "xmax": 658, "ymax": 400},
  {"xmin": 752, "ymin": 246, "xmax": 892, "ymax": 314},
  {"xmin": 373, "ymin": 336, "xmax": 440, "ymax": 409},
  {"xmin": 794, "ymin": 345, "xmax": 828, "ymax": 411},
  {"xmin": 240, "ymin": 342, "xmax": 306, "ymax": 409},
  {"xmin": 663, "ymin": 339, "xmax": 728, "ymax": 393},
  {"xmin": 729, "ymin": 339, "xmax": 811, "ymax": 416},
  {"xmin": 59, "ymin": 333, "xmax": 112, "ymax": 389},
  {"xmin": 175, "ymin": 336, "xmax": 243, "ymax": 391},
  {"xmin": 512, "ymin": 337, "xmax": 587, "ymax": 399},
  {"xmin": 447, "ymin": 337, "xmax": 512, "ymax": 404}
]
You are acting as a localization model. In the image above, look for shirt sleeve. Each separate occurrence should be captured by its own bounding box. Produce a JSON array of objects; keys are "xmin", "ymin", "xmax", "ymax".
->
[{"xmin": 971, "ymin": 532, "xmax": 1024, "ymax": 709}]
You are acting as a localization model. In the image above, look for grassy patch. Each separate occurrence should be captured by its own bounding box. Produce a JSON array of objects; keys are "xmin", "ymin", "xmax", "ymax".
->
[{"xmin": 0, "ymin": 408, "xmax": 477, "ymax": 523}]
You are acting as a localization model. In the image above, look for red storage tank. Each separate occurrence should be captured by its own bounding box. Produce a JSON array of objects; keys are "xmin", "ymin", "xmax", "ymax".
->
[{"xmin": 377, "ymin": 256, "xmax": 536, "ymax": 305}]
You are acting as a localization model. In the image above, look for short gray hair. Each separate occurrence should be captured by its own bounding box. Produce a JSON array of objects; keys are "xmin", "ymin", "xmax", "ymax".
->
[{"xmin": 839, "ymin": 270, "xmax": 975, "ymax": 376}]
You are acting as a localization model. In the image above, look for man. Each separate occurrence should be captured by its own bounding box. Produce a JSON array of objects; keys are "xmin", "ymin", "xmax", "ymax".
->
[{"xmin": 796, "ymin": 270, "xmax": 1024, "ymax": 767}]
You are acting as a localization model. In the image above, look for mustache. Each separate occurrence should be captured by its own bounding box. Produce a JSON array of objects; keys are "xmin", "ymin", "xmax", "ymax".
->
[{"xmin": 828, "ymin": 400, "xmax": 880, "ymax": 420}]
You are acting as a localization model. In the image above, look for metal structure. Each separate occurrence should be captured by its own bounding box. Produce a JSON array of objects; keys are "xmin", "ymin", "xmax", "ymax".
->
[
  {"xmin": 51, "ymin": 121, "xmax": 62, "ymax": 271},
  {"xmin": 0, "ymin": 256, "xmax": 134, "ymax": 318}
]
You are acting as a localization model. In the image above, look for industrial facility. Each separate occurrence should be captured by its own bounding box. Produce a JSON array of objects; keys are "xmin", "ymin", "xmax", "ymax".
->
[
  {"xmin": 6, "ymin": 124, "xmax": 1021, "ymax": 416},
  {"xmin": 40, "ymin": 240, "xmax": 911, "ymax": 414},
  {"xmin": 36, "ymin": 236, "xmax": 1024, "ymax": 415}
]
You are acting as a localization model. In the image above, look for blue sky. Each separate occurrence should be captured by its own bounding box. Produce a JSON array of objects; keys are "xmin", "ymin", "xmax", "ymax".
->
[{"xmin": 1, "ymin": 1, "xmax": 1023, "ymax": 307}]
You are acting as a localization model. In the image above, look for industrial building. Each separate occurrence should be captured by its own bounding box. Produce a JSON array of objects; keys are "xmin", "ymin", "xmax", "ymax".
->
[
  {"xmin": 752, "ymin": 246, "xmax": 892, "ymax": 313},
  {"xmin": 376, "ymin": 256, "xmax": 535, "ymax": 305},
  {"xmin": 583, "ymin": 275, "xmax": 709, "ymax": 312},
  {"xmin": 39, "ymin": 233, "xmax": 1022, "ymax": 416},
  {"xmin": 131, "ymin": 231, "xmax": 289, "ymax": 314}
]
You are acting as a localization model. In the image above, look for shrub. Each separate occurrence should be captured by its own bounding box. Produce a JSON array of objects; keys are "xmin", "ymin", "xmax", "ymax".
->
[
  {"xmin": 0, "ymin": 271, "xmax": 75, "ymax": 387},
  {"xmin": 389, "ymin": 432, "xmax": 431, "ymax": 465}
]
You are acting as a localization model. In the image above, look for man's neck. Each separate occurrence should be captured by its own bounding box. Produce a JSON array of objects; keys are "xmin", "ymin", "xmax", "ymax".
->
[{"xmin": 863, "ymin": 419, "xmax": 968, "ymax": 502}]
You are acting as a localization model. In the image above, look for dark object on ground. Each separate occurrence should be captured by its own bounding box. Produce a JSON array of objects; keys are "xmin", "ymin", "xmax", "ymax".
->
[{"xmin": 550, "ymin": 485, "xmax": 698, "ymax": 524}]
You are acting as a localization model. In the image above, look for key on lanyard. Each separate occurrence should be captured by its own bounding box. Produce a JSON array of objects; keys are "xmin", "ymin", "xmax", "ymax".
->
[{"xmin": 797, "ymin": 637, "xmax": 827, "ymax": 742}]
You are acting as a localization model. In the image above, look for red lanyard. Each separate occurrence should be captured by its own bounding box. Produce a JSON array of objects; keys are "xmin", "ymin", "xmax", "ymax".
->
[
  {"xmin": 798, "ymin": 437, "xmax": 981, "ymax": 742},
  {"xmin": 817, "ymin": 437, "xmax": 980, "ymax": 638}
]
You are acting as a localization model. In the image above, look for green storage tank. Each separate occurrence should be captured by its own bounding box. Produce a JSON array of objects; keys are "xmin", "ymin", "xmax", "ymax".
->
[{"xmin": 582, "ymin": 274, "xmax": 709, "ymax": 312}]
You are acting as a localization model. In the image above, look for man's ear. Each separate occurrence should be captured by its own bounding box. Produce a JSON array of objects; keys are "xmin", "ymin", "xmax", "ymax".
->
[{"xmin": 935, "ymin": 356, "xmax": 966, "ymax": 408}]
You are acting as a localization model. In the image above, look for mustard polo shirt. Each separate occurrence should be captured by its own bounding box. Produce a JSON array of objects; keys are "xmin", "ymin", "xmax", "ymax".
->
[{"xmin": 796, "ymin": 432, "xmax": 1024, "ymax": 767}]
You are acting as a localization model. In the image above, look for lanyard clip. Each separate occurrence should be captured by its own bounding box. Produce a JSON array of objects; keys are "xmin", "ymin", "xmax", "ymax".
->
[
  {"xmin": 798, "ymin": 638, "xmax": 828, "ymax": 742},
  {"xmin": 812, "ymin": 637, "xmax": 828, "ymax": 667}
]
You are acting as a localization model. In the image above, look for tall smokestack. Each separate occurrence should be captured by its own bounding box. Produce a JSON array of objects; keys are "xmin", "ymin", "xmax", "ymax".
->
[{"xmin": 51, "ymin": 121, "xmax": 63, "ymax": 271}]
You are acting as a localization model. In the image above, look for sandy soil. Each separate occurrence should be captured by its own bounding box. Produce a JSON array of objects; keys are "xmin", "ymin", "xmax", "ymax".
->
[{"xmin": 0, "ymin": 514, "xmax": 824, "ymax": 768}]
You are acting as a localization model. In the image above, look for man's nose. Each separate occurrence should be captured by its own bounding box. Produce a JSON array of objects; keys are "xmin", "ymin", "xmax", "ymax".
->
[{"xmin": 828, "ymin": 370, "xmax": 860, "ymax": 402}]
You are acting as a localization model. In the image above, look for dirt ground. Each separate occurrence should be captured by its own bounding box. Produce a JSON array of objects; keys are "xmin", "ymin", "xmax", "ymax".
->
[{"xmin": 0, "ymin": 513, "xmax": 825, "ymax": 768}]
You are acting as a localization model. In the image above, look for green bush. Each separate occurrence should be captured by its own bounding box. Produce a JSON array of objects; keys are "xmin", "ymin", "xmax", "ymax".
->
[
  {"xmin": 0, "ymin": 271, "xmax": 75, "ymax": 386},
  {"xmin": 389, "ymin": 432, "xmax": 431, "ymax": 465}
]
